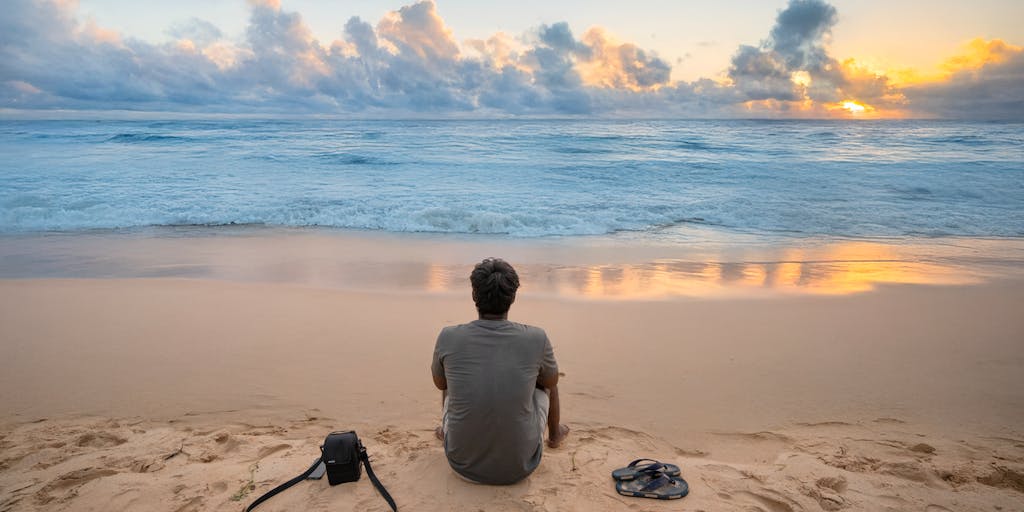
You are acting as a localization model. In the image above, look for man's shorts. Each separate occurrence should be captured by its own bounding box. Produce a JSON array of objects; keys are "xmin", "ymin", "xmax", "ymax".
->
[{"xmin": 441, "ymin": 389, "xmax": 549, "ymax": 483}]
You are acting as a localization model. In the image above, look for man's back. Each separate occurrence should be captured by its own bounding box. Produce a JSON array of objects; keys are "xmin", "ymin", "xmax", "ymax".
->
[{"xmin": 432, "ymin": 319, "xmax": 558, "ymax": 484}]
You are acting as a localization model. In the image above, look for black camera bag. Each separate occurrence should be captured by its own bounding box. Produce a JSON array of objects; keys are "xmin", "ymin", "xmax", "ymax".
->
[
  {"xmin": 322, "ymin": 430, "xmax": 362, "ymax": 484},
  {"xmin": 245, "ymin": 430, "xmax": 396, "ymax": 511}
]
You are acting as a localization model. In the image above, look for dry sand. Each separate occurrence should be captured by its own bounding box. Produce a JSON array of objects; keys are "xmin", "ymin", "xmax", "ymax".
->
[{"xmin": 1, "ymin": 277, "xmax": 1023, "ymax": 511}]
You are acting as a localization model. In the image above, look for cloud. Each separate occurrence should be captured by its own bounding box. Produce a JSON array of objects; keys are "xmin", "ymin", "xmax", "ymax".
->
[
  {"xmin": 903, "ymin": 39, "xmax": 1024, "ymax": 120},
  {"xmin": 1, "ymin": 0, "xmax": 227, "ymax": 109},
  {"xmin": 577, "ymin": 27, "xmax": 672, "ymax": 90},
  {"xmin": 723, "ymin": 0, "xmax": 912, "ymax": 116},
  {"xmin": 0, "ymin": 0, "xmax": 1019, "ymax": 118},
  {"xmin": 728, "ymin": 0, "xmax": 843, "ymax": 104},
  {"xmin": 768, "ymin": 0, "xmax": 837, "ymax": 71},
  {"xmin": 729, "ymin": 44, "xmax": 799, "ymax": 101},
  {"xmin": 0, "ymin": 0, "xmax": 717, "ymax": 115},
  {"xmin": 167, "ymin": 18, "xmax": 223, "ymax": 48},
  {"xmin": 377, "ymin": 1, "xmax": 459, "ymax": 63},
  {"xmin": 942, "ymin": 38, "xmax": 1020, "ymax": 73}
]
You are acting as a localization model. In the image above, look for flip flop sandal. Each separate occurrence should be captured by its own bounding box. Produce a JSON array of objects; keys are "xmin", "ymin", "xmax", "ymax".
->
[
  {"xmin": 615, "ymin": 471, "xmax": 689, "ymax": 500},
  {"xmin": 611, "ymin": 458, "xmax": 682, "ymax": 481}
]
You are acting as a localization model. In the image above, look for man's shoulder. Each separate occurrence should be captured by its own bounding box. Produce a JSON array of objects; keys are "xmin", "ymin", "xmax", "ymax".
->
[
  {"xmin": 440, "ymin": 321, "xmax": 547, "ymax": 338},
  {"xmin": 439, "ymin": 322, "xmax": 473, "ymax": 335},
  {"xmin": 502, "ymin": 322, "xmax": 549, "ymax": 347},
  {"xmin": 511, "ymin": 322, "xmax": 547, "ymax": 337},
  {"xmin": 437, "ymin": 322, "xmax": 475, "ymax": 343}
]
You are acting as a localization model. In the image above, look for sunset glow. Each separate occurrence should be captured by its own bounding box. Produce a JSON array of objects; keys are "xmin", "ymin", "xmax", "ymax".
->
[
  {"xmin": 1, "ymin": 0, "xmax": 1021, "ymax": 119},
  {"xmin": 841, "ymin": 101, "xmax": 867, "ymax": 114}
]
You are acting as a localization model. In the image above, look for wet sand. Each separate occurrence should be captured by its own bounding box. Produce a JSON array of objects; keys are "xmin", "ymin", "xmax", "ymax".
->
[{"xmin": 3, "ymin": 227, "xmax": 1023, "ymax": 298}]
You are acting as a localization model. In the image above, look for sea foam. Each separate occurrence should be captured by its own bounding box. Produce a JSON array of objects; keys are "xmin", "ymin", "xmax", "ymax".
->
[{"xmin": 1, "ymin": 119, "xmax": 1022, "ymax": 238}]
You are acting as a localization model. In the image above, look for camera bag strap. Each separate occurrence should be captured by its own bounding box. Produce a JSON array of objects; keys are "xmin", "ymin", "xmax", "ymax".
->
[
  {"xmin": 360, "ymin": 445, "xmax": 398, "ymax": 511},
  {"xmin": 244, "ymin": 457, "xmax": 322, "ymax": 512},
  {"xmin": 244, "ymin": 446, "xmax": 397, "ymax": 512}
]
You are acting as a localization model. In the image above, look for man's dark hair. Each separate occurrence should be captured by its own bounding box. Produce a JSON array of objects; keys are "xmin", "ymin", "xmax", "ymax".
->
[{"xmin": 471, "ymin": 258, "xmax": 520, "ymax": 315}]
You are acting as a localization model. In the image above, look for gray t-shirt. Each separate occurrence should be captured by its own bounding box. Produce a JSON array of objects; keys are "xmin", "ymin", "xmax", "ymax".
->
[{"xmin": 431, "ymin": 319, "xmax": 558, "ymax": 484}]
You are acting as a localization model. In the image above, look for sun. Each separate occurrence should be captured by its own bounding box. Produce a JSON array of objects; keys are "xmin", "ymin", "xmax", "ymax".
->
[{"xmin": 840, "ymin": 101, "xmax": 867, "ymax": 114}]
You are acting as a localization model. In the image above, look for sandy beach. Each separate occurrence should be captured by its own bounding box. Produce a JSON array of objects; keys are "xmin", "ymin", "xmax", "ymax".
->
[
  {"xmin": 1, "ymin": 231, "xmax": 1022, "ymax": 511},
  {"xmin": 3, "ymin": 0, "xmax": 1022, "ymax": 507}
]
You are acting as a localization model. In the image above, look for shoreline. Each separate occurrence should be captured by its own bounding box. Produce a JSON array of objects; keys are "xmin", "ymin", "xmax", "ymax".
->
[{"xmin": 3, "ymin": 227, "xmax": 1023, "ymax": 300}]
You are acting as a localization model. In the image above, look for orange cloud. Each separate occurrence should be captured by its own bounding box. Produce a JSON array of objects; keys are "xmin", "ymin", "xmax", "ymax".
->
[
  {"xmin": 872, "ymin": 38, "xmax": 1023, "ymax": 87},
  {"xmin": 463, "ymin": 32, "xmax": 525, "ymax": 71},
  {"xmin": 377, "ymin": 1, "xmax": 460, "ymax": 62},
  {"xmin": 943, "ymin": 38, "xmax": 1021, "ymax": 74},
  {"xmin": 576, "ymin": 27, "xmax": 671, "ymax": 91},
  {"xmin": 733, "ymin": 58, "xmax": 907, "ymax": 118},
  {"xmin": 202, "ymin": 42, "xmax": 250, "ymax": 70},
  {"xmin": 80, "ymin": 18, "xmax": 122, "ymax": 45},
  {"xmin": 247, "ymin": 0, "xmax": 281, "ymax": 9},
  {"xmin": 900, "ymin": 37, "xmax": 1024, "ymax": 119},
  {"xmin": 831, "ymin": 59, "xmax": 907, "ymax": 118},
  {"xmin": 825, "ymin": 38, "xmax": 1022, "ymax": 118}
]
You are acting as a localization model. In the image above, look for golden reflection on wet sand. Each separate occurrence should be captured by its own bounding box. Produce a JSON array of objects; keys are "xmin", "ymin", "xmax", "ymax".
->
[
  {"xmin": 533, "ymin": 242, "xmax": 978, "ymax": 299},
  {"xmin": 425, "ymin": 263, "xmax": 452, "ymax": 293},
  {"xmin": 2, "ymin": 230, "xmax": 1019, "ymax": 299}
]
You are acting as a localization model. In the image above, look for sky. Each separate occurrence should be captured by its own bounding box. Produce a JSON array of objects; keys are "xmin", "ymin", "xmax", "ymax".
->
[{"xmin": 1, "ymin": 0, "xmax": 1022, "ymax": 118}]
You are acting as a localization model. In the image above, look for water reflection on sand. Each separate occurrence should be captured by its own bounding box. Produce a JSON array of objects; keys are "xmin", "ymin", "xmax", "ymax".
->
[
  {"xmin": 532, "ymin": 253, "xmax": 967, "ymax": 298},
  {"xmin": 3, "ymin": 229, "xmax": 1019, "ymax": 299}
]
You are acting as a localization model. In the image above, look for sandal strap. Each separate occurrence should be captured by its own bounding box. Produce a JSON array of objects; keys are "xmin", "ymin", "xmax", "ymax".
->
[
  {"xmin": 626, "ymin": 458, "xmax": 661, "ymax": 468},
  {"xmin": 639, "ymin": 474, "xmax": 671, "ymax": 492}
]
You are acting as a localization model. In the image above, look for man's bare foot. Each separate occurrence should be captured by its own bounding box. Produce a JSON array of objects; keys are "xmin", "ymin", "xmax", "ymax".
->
[
  {"xmin": 547, "ymin": 424, "xmax": 570, "ymax": 449},
  {"xmin": 435, "ymin": 426, "xmax": 444, "ymax": 442}
]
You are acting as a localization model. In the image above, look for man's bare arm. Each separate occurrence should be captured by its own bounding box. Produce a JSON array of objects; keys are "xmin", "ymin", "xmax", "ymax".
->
[
  {"xmin": 537, "ymin": 369, "xmax": 558, "ymax": 390},
  {"xmin": 433, "ymin": 372, "xmax": 447, "ymax": 391},
  {"xmin": 538, "ymin": 371, "xmax": 569, "ymax": 448}
]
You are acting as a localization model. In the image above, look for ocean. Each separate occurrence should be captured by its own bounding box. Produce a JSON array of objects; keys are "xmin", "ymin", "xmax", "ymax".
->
[{"xmin": 1, "ymin": 119, "xmax": 1022, "ymax": 239}]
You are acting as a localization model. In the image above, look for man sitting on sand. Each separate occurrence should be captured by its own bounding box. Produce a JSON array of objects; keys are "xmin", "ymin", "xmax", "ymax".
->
[{"xmin": 431, "ymin": 257, "xmax": 570, "ymax": 484}]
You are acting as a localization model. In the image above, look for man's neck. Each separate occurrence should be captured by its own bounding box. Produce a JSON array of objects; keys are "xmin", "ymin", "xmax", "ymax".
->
[{"xmin": 478, "ymin": 313, "xmax": 508, "ymax": 321}]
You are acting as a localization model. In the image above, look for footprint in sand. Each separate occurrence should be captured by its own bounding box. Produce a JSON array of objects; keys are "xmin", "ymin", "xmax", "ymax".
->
[
  {"xmin": 172, "ymin": 495, "xmax": 204, "ymax": 512},
  {"xmin": 816, "ymin": 476, "xmax": 847, "ymax": 493},
  {"xmin": 977, "ymin": 466, "xmax": 1024, "ymax": 492},
  {"xmin": 75, "ymin": 431, "xmax": 127, "ymax": 448},
  {"xmin": 878, "ymin": 460, "xmax": 935, "ymax": 484},
  {"xmin": 195, "ymin": 431, "xmax": 242, "ymax": 463},
  {"xmin": 373, "ymin": 427, "xmax": 434, "ymax": 458},
  {"xmin": 803, "ymin": 476, "xmax": 848, "ymax": 511},
  {"xmin": 672, "ymin": 446, "xmax": 708, "ymax": 458},
  {"xmin": 909, "ymin": 442, "xmax": 936, "ymax": 455},
  {"xmin": 736, "ymin": 490, "xmax": 799, "ymax": 512},
  {"xmin": 35, "ymin": 467, "xmax": 119, "ymax": 504},
  {"xmin": 128, "ymin": 456, "xmax": 166, "ymax": 473},
  {"xmin": 256, "ymin": 443, "xmax": 292, "ymax": 459}
]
